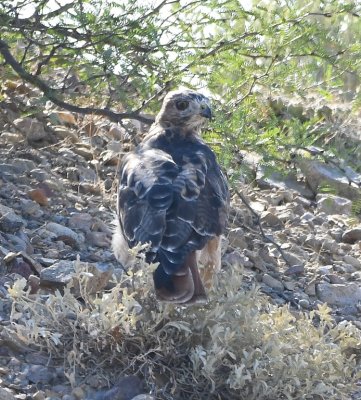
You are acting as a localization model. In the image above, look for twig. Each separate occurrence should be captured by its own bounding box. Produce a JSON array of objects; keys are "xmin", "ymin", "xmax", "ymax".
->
[
  {"xmin": 0, "ymin": 39, "xmax": 154, "ymax": 125},
  {"xmin": 233, "ymin": 189, "xmax": 291, "ymax": 266}
]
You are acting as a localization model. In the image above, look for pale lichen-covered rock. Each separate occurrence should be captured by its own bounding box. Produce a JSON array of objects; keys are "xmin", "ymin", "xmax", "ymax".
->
[
  {"xmin": 316, "ymin": 282, "xmax": 361, "ymax": 306},
  {"xmin": 40, "ymin": 260, "xmax": 113, "ymax": 296},
  {"xmin": 298, "ymin": 159, "xmax": 361, "ymax": 200},
  {"xmin": 316, "ymin": 194, "xmax": 352, "ymax": 215},
  {"xmin": 13, "ymin": 117, "xmax": 47, "ymax": 141}
]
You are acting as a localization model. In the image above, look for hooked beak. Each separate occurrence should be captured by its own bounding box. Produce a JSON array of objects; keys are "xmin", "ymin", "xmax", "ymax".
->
[{"xmin": 200, "ymin": 104, "xmax": 212, "ymax": 120}]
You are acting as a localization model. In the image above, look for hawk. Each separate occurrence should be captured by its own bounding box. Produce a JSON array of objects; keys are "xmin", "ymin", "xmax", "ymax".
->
[{"xmin": 112, "ymin": 89, "xmax": 229, "ymax": 304}]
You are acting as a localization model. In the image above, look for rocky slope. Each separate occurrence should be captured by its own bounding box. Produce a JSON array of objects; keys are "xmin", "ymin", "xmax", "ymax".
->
[{"xmin": 0, "ymin": 81, "xmax": 361, "ymax": 399}]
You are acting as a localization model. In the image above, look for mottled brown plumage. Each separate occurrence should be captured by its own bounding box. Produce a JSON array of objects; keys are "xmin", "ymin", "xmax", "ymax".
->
[{"xmin": 112, "ymin": 89, "xmax": 229, "ymax": 303}]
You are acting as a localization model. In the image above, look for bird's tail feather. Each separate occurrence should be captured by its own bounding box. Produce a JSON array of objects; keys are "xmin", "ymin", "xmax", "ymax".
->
[{"xmin": 154, "ymin": 251, "xmax": 207, "ymax": 304}]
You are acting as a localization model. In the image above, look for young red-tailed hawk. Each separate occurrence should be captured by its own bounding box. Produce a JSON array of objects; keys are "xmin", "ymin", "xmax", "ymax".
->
[{"xmin": 112, "ymin": 89, "xmax": 229, "ymax": 304}]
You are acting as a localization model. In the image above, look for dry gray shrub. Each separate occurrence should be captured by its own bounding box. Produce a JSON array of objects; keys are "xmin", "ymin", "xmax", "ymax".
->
[{"xmin": 8, "ymin": 248, "xmax": 361, "ymax": 399}]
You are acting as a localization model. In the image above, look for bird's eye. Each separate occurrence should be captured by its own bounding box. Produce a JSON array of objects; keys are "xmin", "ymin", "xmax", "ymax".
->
[{"xmin": 175, "ymin": 100, "xmax": 189, "ymax": 111}]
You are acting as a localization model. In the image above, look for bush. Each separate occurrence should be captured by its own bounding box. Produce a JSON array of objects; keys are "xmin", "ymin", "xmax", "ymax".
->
[{"xmin": 8, "ymin": 251, "xmax": 361, "ymax": 399}]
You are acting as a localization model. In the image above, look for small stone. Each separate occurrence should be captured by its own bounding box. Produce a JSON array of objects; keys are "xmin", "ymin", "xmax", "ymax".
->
[
  {"xmin": 40, "ymin": 260, "xmax": 113, "ymax": 295},
  {"xmin": 223, "ymin": 251, "xmax": 252, "ymax": 268},
  {"xmin": 26, "ymin": 364, "xmax": 58, "ymax": 384},
  {"xmin": 101, "ymin": 150, "xmax": 120, "ymax": 166},
  {"xmin": 28, "ymin": 188, "xmax": 49, "ymax": 206},
  {"xmin": 343, "ymin": 255, "xmax": 361, "ymax": 269},
  {"xmin": 68, "ymin": 213, "xmax": 93, "ymax": 232},
  {"xmin": 284, "ymin": 265, "xmax": 304, "ymax": 276},
  {"xmin": 30, "ymin": 168, "xmax": 50, "ymax": 182},
  {"xmin": 0, "ymin": 388, "xmax": 17, "ymax": 400},
  {"xmin": 341, "ymin": 228, "xmax": 361, "ymax": 244},
  {"xmin": 33, "ymin": 391, "xmax": 46, "ymax": 400},
  {"xmin": 10, "ymin": 260, "xmax": 33, "ymax": 279},
  {"xmin": 316, "ymin": 282, "xmax": 361, "ymax": 306},
  {"xmin": 107, "ymin": 140, "xmax": 123, "ymax": 153},
  {"xmin": 318, "ymin": 265, "xmax": 333, "ymax": 275},
  {"xmin": 72, "ymin": 146, "xmax": 93, "ymax": 161},
  {"xmin": 13, "ymin": 117, "xmax": 47, "ymax": 141},
  {"xmin": 298, "ymin": 299, "xmax": 310, "ymax": 309},
  {"xmin": 283, "ymin": 280, "xmax": 296, "ymax": 291},
  {"xmin": 53, "ymin": 126, "xmax": 78, "ymax": 142},
  {"xmin": 86, "ymin": 232, "xmax": 110, "ymax": 248},
  {"xmin": 260, "ymin": 211, "xmax": 282, "ymax": 227},
  {"xmin": 283, "ymin": 252, "xmax": 304, "ymax": 267},
  {"xmin": 328, "ymin": 274, "xmax": 345, "ymax": 284},
  {"xmin": 20, "ymin": 199, "xmax": 44, "ymax": 217},
  {"xmin": 227, "ymin": 228, "xmax": 247, "ymax": 249},
  {"xmin": 1, "ymin": 132, "xmax": 24, "ymax": 143},
  {"xmin": 85, "ymin": 376, "xmax": 143, "ymax": 400},
  {"xmin": 262, "ymin": 274, "xmax": 284, "ymax": 291},
  {"xmin": 305, "ymin": 281, "xmax": 317, "ymax": 296},
  {"xmin": 46, "ymin": 222, "xmax": 83, "ymax": 247},
  {"xmin": 316, "ymin": 194, "xmax": 352, "ymax": 215},
  {"xmin": 108, "ymin": 124, "xmax": 125, "ymax": 140},
  {"xmin": 56, "ymin": 111, "xmax": 77, "ymax": 125},
  {"xmin": 0, "ymin": 204, "xmax": 25, "ymax": 233}
]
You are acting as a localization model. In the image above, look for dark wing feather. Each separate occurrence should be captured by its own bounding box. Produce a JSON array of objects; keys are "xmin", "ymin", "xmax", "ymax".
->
[{"xmin": 117, "ymin": 129, "xmax": 229, "ymax": 279}]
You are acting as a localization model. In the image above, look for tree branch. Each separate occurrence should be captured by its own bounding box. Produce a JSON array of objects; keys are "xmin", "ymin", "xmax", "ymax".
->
[{"xmin": 0, "ymin": 39, "xmax": 154, "ymax": 125}]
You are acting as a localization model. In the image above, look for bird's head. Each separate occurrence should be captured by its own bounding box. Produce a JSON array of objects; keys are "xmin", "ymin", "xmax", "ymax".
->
[{"xmin": 155, "ymin": 89, "xmax": 212, "ymax": 132}]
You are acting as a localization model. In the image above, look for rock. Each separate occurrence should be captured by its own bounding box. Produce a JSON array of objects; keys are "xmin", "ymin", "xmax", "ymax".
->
[
  {"xmin": 0, "ymin": 204, "xmax": 25, "ymax": 233},
  {"xmin": 85, "ymin": 376, "xmax": 143, "ymax": 400},
  {"xmin": 131, "ymin": 396, "xmax": 155, "ymax": 400},
  {"xmin": 227, "ymin": 228, "xmax": 247, "ymax": 249},
  {"xmin": 341, "ymin": 228, "xmax": 361, "ymax": 244},
  {"xmin": 1, "ymin": 132, "xmax": 24, "ymax": 143},
  {"xmin": 13, "ymin": 158, "xmax": 37, "ymax": 172},
  {"xmin": 282, "ymin": 251, "xmax": 304, "ymax": 267},
  {"xmin": 40, "ymin": 260, "xmax": 113, "ymax": 295},
  {"xmin": 68, "ymin": 213, "xmax": 93, "ymax": 232},
  {"xmin": 72, "ymin": 146, "xmax": 94, "ymax": 161},
  {"xmin": 53, "ymin": 126, "xmax": 78, "ymax": 142},
  {"xmin": 316, "ymin": 283, "xmax": 361, "ymax": 306},
  {"xmin": 260, "ymin": 211, "xmax": 282, "ymax": 227},
  {"xmin": 283, "ymin": 280, "xmax": 296, "ymax": 291},
  {"xmin": 32, "ymin": 391, "xmax": 46, "ymax": 400},
  {"xmin": 223, "ymin": 251, "xmax": 252, "ymax": 268},
  {"xmin": 46, "ymin": 222, "xmax": 83, "ymax": 247},
  {"xmin": 28, "ymin": 188, "xmax": 49, "ymax": 206},
  {"xmin": 101, "ymin": 150, "xmax": 120, "ymax": 166},
  {"xmin": 258, "ymin": 170, "xmax": 314, "ymax": 199},
  {"xmin": 108, "ymin": 124, "xmax": 125, "ymax": 140},
  {"xmin": 244, "ymin": 250, "xmax": 267, "ymax": 271},
  {"xmin": 20, "ymin": 199, "xmax": 44, "ymax": 217},
  {"xmin": 86, "ymin": 232, "xmax": 110, "ymax": 248},
  {"xmin": 284, "ymin": 265, "xmax": 304, "ymax": 276},
  {"xmin": 56, "ymin": 111, "xmax": 77, "ymax": 125},
  {"xmin": 13, "ymin": 117, "xmax": 47, "ymax": 141},
  {"xmin": 305, "ymin": 281, "xmax": 317, "ymax": 296},
  {"xmin": 328, "ymin": 274, "xmax": 345, "ymax": 284},
  {"xmin": 297, "ymin": 159, "xmax": 361, "ymax": 200},
  {"xmin": 107, "ymin": 140, "xmax": 123, "ymax": 153},
  {"xmin": 318, "ymin": 265, "xmax": 333, "ymax": 275},
  {"xmin": 26, "ymin": 364, "xmax": 58, "ymax": 384},
  {"xmin": 262, "ymin": 274, "xmax": 284, "ymax": 291},
  {"xmin": 343, "ymin": 255, "xmax": 361, "ymax": 269},
  {"xmin": 316, "ymin": 194, "xmax": 352, "ymax": 215},
  {"xmin": 30, "ymin": 169, "xmax": 50, "ymax": 181},
  {"xmin": 298, "ymin": 298, "xmax": 310, "ymax": 309},
  {"xmin": 0, "ymin": 388, "xmax": 17, "ymax": 400}
]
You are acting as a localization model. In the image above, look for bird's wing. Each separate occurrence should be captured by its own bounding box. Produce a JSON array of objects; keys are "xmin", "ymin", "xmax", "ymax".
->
[
  {"xmin": 118, "ymin": 141, "xmax": 228, "ymax": 268},
  {"xmin": 117, "ymin": 148, "xmax": 178, "ymax": 252}
]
